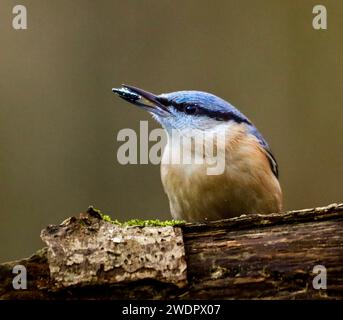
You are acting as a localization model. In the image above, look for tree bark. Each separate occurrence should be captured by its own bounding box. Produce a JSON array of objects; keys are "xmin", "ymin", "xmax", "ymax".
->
[{"xmin": 1, "ymin": 203, "xmax": 342, "ymax": 300}]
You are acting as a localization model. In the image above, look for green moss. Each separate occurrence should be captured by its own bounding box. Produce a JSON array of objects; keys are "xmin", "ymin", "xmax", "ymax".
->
[
  {"xmin": 87, "ymin": 206, "xmax": 185, "ymax": 227},
  {"xmin": 100, "ymin": 213, "xmax": 121, "ymax": 225},
  {"xmin": 123, "ymin": 218, "xmax": 185, "ymax": 227}
]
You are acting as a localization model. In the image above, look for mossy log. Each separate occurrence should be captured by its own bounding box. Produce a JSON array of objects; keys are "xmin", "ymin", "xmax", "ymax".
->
[{"xmin": 1, "ymin": 203, "xmax": 343, "ymax": 300}]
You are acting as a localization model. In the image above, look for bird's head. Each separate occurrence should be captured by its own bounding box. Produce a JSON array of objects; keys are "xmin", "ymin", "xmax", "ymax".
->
[{"xmin": 112, "ymin": 85, "xmax": 254, "ymax": 133}]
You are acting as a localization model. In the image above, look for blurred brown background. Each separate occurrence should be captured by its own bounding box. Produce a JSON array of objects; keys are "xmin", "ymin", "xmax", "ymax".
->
[{"xmin": 0, "ymin": 0, "xmax": 342, "ymax": 262}]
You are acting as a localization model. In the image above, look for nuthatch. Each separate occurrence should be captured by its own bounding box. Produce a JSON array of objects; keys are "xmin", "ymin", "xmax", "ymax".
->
[{"xmin": 112, "ymin": 85, "xmax": 282, "ymax": 222}]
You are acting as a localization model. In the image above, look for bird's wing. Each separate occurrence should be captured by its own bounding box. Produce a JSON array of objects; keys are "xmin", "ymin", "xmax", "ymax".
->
[
  {"xmin": 264, "ymin": 148, "xmax": 279, "ymax": 178},
  {"xmin": 248, "ymin": 125, "xmax": 279, "ymax": 179}
]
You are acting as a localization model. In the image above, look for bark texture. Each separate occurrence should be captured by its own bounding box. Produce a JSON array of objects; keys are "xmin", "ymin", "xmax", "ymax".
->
[
  {"xmin": 40, "ymin": 212, "xmax": 187, "ymax": 289},
  {"xmin": 1, "ymin": 203, "xmax": 342, "ymax": 299}
]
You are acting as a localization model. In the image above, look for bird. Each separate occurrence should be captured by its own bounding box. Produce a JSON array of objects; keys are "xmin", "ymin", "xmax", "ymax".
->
[{"xmin": 112, "ymin": 85, "xmax": 282, "ymax": 222}]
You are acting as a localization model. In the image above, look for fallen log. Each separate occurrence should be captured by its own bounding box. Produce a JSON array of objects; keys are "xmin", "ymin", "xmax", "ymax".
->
[{"xmin": 1, "ymin": 203, "xmax": 342, "ymax": 299}]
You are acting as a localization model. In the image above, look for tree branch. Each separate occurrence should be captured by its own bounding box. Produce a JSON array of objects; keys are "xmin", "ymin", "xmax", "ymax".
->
[{"xmin": 1, "ymin": 203, "xmax": 343, "ymax": 299}]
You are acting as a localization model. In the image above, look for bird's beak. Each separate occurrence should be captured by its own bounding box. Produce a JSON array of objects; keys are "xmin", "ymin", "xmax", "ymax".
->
[{"xmin": 112, "ymin": 85, "xmax": 170, "ymax": 116}]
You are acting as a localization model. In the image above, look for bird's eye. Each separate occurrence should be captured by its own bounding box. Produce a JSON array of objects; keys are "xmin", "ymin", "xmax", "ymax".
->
[{"xmin": 184, "ymin": 104, "xmax": 198, "ymax": 115}]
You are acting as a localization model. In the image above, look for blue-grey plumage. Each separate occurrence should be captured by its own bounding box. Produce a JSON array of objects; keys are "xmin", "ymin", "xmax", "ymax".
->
[{"xmin": 113, "ymin": 85, "xmax": 283, "ymax": 221}]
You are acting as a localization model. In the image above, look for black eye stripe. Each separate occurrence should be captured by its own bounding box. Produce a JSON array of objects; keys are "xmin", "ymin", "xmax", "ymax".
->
[
  {"xmin": 156, "ymin": 98, "xmax": 251, "ymax": 124},
  {"xmin": 177, "ymin": 102, "xmax": 197, "ymax": 111},
  {"xmin": 181, "ymin": 104, "xmax": 251, "ymax": 124},
  {"xmin": 156, "ymin": 97, "xmax": 170, "ymax": 106}
]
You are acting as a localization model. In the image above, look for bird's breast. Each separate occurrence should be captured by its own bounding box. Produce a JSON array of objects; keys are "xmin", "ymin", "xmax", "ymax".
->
[{"xmin": 160, "ymin": 125, "xmax": 282, "ymax": 222}]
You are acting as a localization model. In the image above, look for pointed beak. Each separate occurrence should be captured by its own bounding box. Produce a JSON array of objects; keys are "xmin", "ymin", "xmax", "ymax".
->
[{"xmin": 112, "ymin": 85, "xmax": 170, "ymax": 116}]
